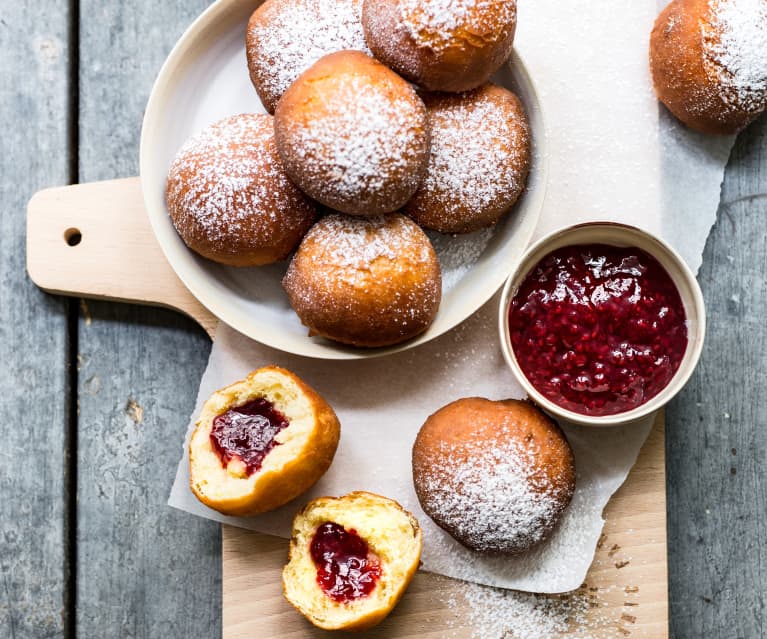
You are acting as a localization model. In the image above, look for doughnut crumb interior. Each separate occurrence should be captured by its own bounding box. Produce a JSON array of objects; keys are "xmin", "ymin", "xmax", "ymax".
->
[
  {"xmin": 189, "ymin": 366, "xmax": 340, "ymax": 516},
  {"xmin": 282, "ymin": 491, "xmax": 422, "ymax": 631}
]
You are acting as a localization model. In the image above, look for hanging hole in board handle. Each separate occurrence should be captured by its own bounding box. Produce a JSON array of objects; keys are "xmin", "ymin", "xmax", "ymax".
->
[{"xmin": 64, "ymin": 227, "xmax": 82, "ymax": 246}]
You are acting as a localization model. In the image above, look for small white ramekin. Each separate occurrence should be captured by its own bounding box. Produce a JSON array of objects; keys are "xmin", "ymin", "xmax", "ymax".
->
[{"xmin": 498, "ymin": 222, "xmax": 706, "ymax": 427}]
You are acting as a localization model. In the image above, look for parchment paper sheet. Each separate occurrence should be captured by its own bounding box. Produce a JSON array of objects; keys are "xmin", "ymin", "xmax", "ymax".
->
[{"xmin": 169, "ymin": 0, "xmax": 735, "ymax": 592}]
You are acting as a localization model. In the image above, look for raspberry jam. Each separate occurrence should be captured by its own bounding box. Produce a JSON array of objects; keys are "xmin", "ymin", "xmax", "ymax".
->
[
  {"xmin": 310, "ymin": 522, "xmax": 382, "ymax": 603},
  {"xmin": 209, "ymin": 398, "xmax": 289, "ymax": 476},
  {"xmin": 509, "ymin": 244, "xmax": 688, "ymax": 416}
]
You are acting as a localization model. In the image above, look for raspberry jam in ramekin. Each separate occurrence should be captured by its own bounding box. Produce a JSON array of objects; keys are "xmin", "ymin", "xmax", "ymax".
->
[
  {"xmin": 508, "ymin": 244, "xmax": 687, "ymax": 416},
  {"xmin": 499, "ymin": 223, "xmax": 706, "ymax": 426}
]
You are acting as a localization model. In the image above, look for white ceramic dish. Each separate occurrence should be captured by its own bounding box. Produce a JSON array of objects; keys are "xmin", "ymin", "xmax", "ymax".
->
[
  {"xmin": 498, "ymin": 222, "xmax": 706, "ymax": 427},
  {"xmin": 140, "ymin": 0, "xmax": 548, "ymax": 359}
]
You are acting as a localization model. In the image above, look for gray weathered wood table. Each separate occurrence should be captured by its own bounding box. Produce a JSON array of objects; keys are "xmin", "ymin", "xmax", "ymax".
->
[{"xmin": 1, "ymin": 2, "xmax": 765, "ymax": 637}]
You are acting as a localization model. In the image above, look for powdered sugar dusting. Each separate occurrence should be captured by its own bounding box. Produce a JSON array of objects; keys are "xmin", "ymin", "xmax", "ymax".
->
[
  {"xmin": 406, "ymin": 86, "xmax": 530, "ymax": 232},
  {"xmin": 399, "ymin": 0, "xmax": 516, "ymax": 53},
  {"xmin": 421, "ymin": 429, "xmax": 569, "ymax": 553},
  {"xmin": 280, "ymin": 70, "xmax": 427, "ymax": 210},
  {"xmin": 704, "ymin": 0, "xmax": 767, "ymax": 113},
  {"xmin": 165, "ymin": 114, "xmax": 314, "ymax": 249},
  {"xmin": 305, "ymin": 214, "xmax": 434, "ymax": 277},
  {"xmin": 444, "ymin": 581, "xmax": 626, "ymax": 639},
  {"xmin": 247, "ymin": 0, "xmax": 370, "ymax": 110},
  {"xmin": 283, "ymin": 213, "xmax": 441, "ymax": 343}
]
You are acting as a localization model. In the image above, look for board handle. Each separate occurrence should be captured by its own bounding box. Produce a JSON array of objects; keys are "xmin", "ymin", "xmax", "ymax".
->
[{"xmin": 26, "ymin": 177, "xmax": 217, "ymax": 338}]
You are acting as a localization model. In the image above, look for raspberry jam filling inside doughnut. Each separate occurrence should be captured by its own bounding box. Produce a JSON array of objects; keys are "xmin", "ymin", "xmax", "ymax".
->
[
  {"xmin": 210, "ymin": 398, "xmax": 289, "ymax": 475},
  {"xmin": 509, "ymin": 244, "xmax": 687, "ymax": 416},
  {"xmin": 310, "ymin": 522, "xmax": 382, "ymax": 602}
]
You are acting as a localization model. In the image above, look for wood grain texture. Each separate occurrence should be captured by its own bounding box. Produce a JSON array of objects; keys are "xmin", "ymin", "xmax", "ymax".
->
[
  {"xmin": 27, "ymin": 178, "xmax": 217, "ymax": 336},
  {"xmin": 666, "ymin": 113, "xmax": 767, "ymax": 639},
  {"xmin": 223, "ymin": 416, "xmax": 668, "ymax": 639},
  {"xmin": 0, "ymin": 2, "xmax": 73, "ymax": 637},
  {"xmin": 74, "ymin": 1, "xmax": 221, "ymax": 637}
]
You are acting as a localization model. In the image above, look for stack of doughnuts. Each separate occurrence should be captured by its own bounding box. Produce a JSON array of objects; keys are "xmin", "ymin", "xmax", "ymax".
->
[{"xmin": 165, "ymin": 0, "xmax": 531, "ymax": 348}]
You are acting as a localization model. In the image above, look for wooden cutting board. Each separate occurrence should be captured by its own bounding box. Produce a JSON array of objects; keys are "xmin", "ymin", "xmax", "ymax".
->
[{"xmin": 27, "ymin": 178, "xmax": 669, "ymax": 638}]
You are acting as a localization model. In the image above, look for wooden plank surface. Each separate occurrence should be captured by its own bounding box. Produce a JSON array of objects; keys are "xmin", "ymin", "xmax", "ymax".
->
[
  {"xmin": 73, "ymin": 2, "xmax": 220, "ymax": 637},
  {"xmin": 8, "ymin": 0, "xmax": 767, "ymax": 637},
  {"xmin": 0, "ymin": 2, "xmax": 73, "ymax": 638},
  {"xmin": 666, "ymin": 113, "xmax": 767, "ymax": 639},
  {"xmin": 224, "ymin": 415, "xmax": 668, "ymax": 639}
]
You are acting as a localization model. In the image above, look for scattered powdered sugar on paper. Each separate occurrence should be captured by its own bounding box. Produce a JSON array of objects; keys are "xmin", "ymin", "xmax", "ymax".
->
[
  {"xmin": 704, "ymin": 0, "xmax": 767, "ymax": 113},
  {"xmin": 444, "ymin": 580, "xmax": 631, "ymax": 639},
  {"xmin": 247, "ymin": 0, "xmax": 369, "ymax": 108},
  {"xmin": 456, "ymin": 585, "xmax": 580, "ymax": 639},
  {"xmin": 421, "ymin": 434, "xmax": 567, "ymax": 553},
  {"xmin": 399, "ymin": 0, "xmax": 516, "ymax": 53}
]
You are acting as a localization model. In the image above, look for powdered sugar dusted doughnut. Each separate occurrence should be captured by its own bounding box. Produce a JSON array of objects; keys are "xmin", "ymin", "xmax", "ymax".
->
[
  {"xmin": 274, "ymin": 51, "xmax": 430, "ymax": 215},
  {"xmin": 362, "ymin": 0, "xmax": 517, "ymax": 92},
  {"xmin": 246, "ymin": 0, "xmax": 370, "ymax": 113},
  {"xmin": 404, "ymin": 83, "xmax": 531, "ymax": 234},
  {"xmin": 165, "ymin": 114, "xmax": 317, "ymax": 267},
  {"xmin": 650, "ymin": 0, "xmax": 767, "ymax": 135},
  {"xmin": 412, "ymin": 398, "xmax": 575, "ymax": 554},
  {"xmin": 282, "ymin": 213, "xmax": 441, "ymax": 347}
]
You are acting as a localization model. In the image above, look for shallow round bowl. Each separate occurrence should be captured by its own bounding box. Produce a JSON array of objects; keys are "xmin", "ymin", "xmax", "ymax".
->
[{"xmin": 140, "ymin": 0, "xmax": 547, "ymax": 359}]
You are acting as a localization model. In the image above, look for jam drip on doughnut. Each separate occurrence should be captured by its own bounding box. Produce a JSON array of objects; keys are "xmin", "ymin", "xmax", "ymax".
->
[
  {"xmin": 209, "ymin": 398, "xmax": 289, "ymax": 476},
  {"xmin": 310, "ymin": 522, "xmax": 382, "ymax": 603},
  {"xmin": 509, "ymin": 244, "xmax": 688, "ymax": 416}
]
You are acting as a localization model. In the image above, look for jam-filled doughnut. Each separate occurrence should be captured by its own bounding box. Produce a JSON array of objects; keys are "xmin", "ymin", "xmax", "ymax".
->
[
  {"xmin": 189, "ymin": 366, "xmax": 340, "ymax": 516},
  {"xmin": 165, "ymin": 114, "xmax": 317, "ymax": 267},
  {"xmin": 650, "ymin": 0, "xmax": 767, "ymax": 135},
  {"xmin": 362, "ymin": 0, "xmax": 517, "ymax": 92},
  {"xmin": 412, "ymin": 398, "xmax": 575, "ymax": 554},
  {"xmin": 282, "ymin": 213, "xmax": 442, "ymax": 348},
  {"xmin": 273, "ymin": 51, "xmax": 430, "ymax": 215},
  {"xmin": 282, "ymin": 492, "xmax": 422, "ymax": 631},
  {"xmin": 246, "ymin": 0, "xmax": 370, "ymax": 113},
  {"xmin": 404, "ymin": 83, "xmax": 531, "ymax": 234}
]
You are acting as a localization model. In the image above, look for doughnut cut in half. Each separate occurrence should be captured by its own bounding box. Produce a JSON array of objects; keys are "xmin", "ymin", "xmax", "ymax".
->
[
  {"xmin": 189, "ymin": 366, "xmax": 340, "ymax": 516},
  {"xmin": 282, "ymin": 491, "xmax": 422, "ymax": 630}
]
